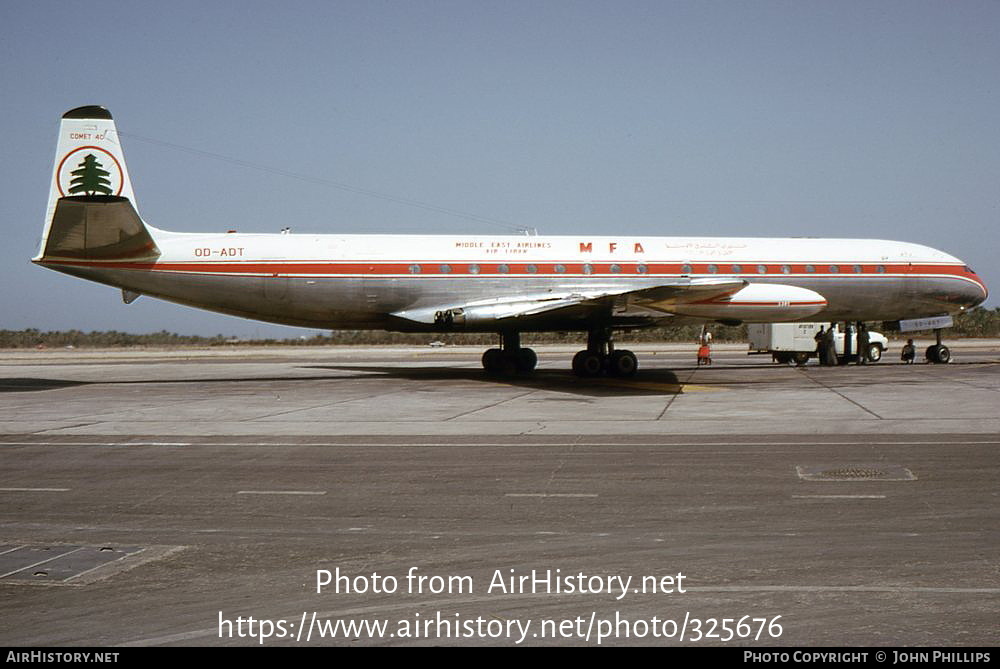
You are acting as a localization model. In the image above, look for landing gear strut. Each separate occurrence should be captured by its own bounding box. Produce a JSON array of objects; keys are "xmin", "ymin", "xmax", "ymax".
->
[
  {"xmin": 572, "ymin": 328, "xmax": 638, "ymax": 378},
  {"xmin": 925, "ymin": 328, "xmax": 951, "ymax": 364},
  {"xmin": 482, "ymin": 331, "xmax": 537, "ymax": 374}
]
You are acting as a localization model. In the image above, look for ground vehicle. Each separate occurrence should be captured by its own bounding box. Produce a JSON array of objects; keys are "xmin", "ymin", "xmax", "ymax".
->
[{"xmin": 748, "ymin": 323, "xmax": 889, "ymax": 365}]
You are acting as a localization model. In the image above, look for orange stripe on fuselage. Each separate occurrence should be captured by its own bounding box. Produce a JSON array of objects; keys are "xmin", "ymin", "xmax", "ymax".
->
[
  {"xmin": 42, "ymin": 259, "xmax": 979, "ymax": 276},
  {"xmin": 42, "ymin": 258, "xmax": 987, "ymax": 293}
]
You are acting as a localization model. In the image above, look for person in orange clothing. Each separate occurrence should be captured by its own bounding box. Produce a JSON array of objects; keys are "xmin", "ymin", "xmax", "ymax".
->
[{"xmin": 697, "ymin": 328, "xmax": 712, "ymax": 365}]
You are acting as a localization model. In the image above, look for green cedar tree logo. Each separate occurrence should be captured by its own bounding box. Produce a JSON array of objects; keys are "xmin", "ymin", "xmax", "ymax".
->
[{"xmin": 68, "ymin": 153, "xmax": 113, "ymax": 196}]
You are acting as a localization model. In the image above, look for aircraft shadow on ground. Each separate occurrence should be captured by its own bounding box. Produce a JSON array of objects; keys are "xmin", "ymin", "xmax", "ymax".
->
[
  {"xmin": 0, "ymin": 375, "xmax": 374, "ymax": 392},
  {"xmin": 0, "ymin": 378, "xmax": 90, "ymax": 393},
  {"xmin": 302, "ymin": 365, "xmax": 685, "ymax": 397},
  {"xmin": 0, "ymin": 370, "xmax": 683, "ymax": 397}
]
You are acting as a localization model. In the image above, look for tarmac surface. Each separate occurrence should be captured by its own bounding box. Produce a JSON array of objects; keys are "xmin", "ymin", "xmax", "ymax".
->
[{"xmin": 1, "ymin": 340, "xmax": 998, "ymax": 646}]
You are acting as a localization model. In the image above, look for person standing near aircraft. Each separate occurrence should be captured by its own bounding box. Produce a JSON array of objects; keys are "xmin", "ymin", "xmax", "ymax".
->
[
  {"xmin": 815, "ymin": 326, "xmax": 828, "ymax": 366},
  {"xmin": 823, "ymin": 325, "xmax": 839, "ymax": 366},
  {"xmin": 697, "ymin": 328, "xmax": 712, "ymax": 365},
  {"xmin": 857, "ymin": 323, "xmax": 870, "ymax": 365}
]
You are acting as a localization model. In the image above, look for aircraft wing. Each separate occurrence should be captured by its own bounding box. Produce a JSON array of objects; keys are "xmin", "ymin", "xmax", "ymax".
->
[{"xmin": 390, "ymin": 277, "xmax": 748, "ymax": 328}]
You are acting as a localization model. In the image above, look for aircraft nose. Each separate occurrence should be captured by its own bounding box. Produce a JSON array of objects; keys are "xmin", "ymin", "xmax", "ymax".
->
[{"xmin": 954, "ymin": 268, "xmax": 988, "ymax": 309}]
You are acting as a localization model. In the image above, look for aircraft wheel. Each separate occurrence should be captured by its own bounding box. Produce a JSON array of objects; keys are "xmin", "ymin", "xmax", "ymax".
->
[
  {"xmin": 608, "ymin": 350, "xmax": 638, "ymax": 377},
  {"xmin": 482, "ymin": 348, "xmax": 504, "ymax": 373},
  {"xmin": 926, "ymin": 344, "xmax": 950, "ymax": 364},
  {"xmin": 867, "ymin": 344, "xmax": 882, "ymax": 363},
  {"xmin": 572, "ymin": 350, "xmax": 604, "ymax": 377},
  {"xmin": 773, "ymin": 352, "xmax": 792, "ymax": 365},
  {"xmin": 517, "ymin": 348, "xmax": 537, "ymax": 372},
  {"xmin": 793, "ymin": 352, "xmax": 811, "ymax": 366}
]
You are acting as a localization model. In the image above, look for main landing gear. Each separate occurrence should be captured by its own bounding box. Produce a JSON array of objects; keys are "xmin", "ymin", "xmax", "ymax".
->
[
  {"xmin": 481, "ymin": 331, "xmax": 537, "ymax": 374},
  {"xmin": 571, "ymin": 328, "xmax": 638, "ymax": 378},
  {"xmin": 479, "ymin": 328, "xmax": 639, "ymax": 377}
]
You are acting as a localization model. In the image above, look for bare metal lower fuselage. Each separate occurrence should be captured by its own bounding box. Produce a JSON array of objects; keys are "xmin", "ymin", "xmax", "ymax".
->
[{"xmin": 41, "ymin": 241, "xmax": 987, "ymax": 332}]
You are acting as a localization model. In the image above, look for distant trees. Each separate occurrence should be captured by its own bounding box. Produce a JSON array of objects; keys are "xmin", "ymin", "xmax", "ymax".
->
[
  {"xmin": 0, "ymin": 329, "xmax": 229, "ymax": 348},
  {"xmin": 951, "ymin": 306, "xmax": 1000, "ymax": 337}
]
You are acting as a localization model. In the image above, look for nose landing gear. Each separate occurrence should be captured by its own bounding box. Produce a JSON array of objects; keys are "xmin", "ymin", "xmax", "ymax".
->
[{"xmin": 925, "ymin": 328, "xmax": 951, "ymax": 364}]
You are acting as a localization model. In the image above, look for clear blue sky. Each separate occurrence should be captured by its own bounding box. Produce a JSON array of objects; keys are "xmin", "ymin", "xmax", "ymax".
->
[{"xmin": 2, "ymin": 1, "xmax": 997, "ymax": 338}]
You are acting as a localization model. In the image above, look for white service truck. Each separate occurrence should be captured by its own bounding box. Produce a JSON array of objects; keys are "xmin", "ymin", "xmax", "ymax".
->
[{"xmin": 748, "ymin": 323, "xmax": 889, "ymax": 365}]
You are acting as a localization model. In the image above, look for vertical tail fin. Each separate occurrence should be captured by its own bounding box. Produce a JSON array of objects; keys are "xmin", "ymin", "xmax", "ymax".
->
[{"xmin": 35, "ymin": 106, "xmax": 158, "ymax": 263}]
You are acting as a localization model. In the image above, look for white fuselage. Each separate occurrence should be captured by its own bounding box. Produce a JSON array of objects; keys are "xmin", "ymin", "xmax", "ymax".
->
[{"xmin": 46, "ymin": 228, "xmax": 988, "ymax": 331}]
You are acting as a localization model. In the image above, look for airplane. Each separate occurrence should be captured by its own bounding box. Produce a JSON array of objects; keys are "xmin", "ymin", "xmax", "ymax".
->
[{"xmin": 34, "ymin": 106, "xmax": 988, "ymax": 376}]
